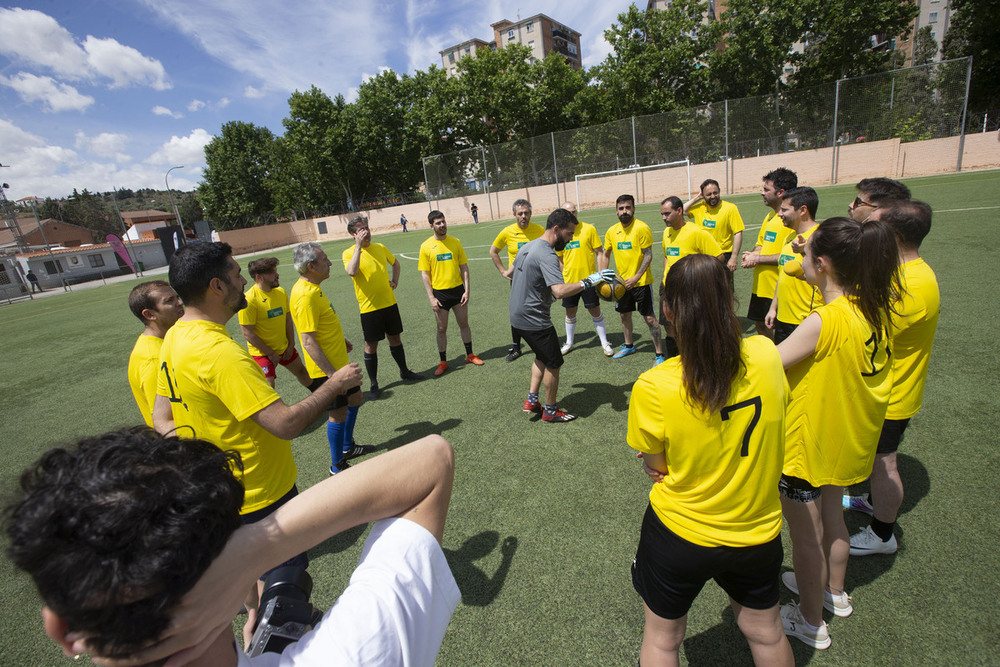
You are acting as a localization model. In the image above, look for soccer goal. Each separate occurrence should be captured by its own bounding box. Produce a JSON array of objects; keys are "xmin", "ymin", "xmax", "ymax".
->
[{"xmin": 574, "ymin": 159, "xmax": 691, "ymax": 212}]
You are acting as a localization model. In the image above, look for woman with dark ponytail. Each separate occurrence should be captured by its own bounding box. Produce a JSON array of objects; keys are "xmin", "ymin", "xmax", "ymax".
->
[
  {"xmin": 776, "ymin": 216, "xmax": 900, "ymax": 649},
  {"xmin": 628, "ymin": 254, "xmax": 793, "ymax": 666}
]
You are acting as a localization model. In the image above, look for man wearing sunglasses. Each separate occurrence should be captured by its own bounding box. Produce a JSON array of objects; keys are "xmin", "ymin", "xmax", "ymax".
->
[{"xmin": 848, "ymin": 177, "xmax": 911, "ymax": 222}]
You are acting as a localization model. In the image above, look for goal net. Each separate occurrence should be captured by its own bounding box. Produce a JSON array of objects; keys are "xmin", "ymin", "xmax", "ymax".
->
[{"xmin": 574, "ymin": 159, "xmax": 691, "ymax": 212}]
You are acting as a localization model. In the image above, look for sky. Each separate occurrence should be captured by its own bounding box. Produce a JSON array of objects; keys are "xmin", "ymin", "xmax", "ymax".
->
[{"xmin": 0, "ymin": 1, "xmax": 630, "ymax": 202}]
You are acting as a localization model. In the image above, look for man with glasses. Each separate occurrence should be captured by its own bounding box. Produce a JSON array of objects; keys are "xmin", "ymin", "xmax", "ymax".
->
[{"xmin": 848, "ymin": 177, "xmax": 911, "ymax": 222}]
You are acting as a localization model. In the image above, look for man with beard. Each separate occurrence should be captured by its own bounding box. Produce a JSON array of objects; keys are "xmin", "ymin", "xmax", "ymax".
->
[
  {"xmin": 154, "ymin": 242, "xmax": 363, "ymax": 582},
  {"xmin": 238, "ymin": 257, "xmax": 312, "ymax": 390},
  {"xmin": 127, "ymin": 280, "xmax": 185, "ymax": 426},
  {"xmin": 513, "ymin": 208, "xmax": 613, "ymax": 422},
  {"xmin": 491, "ymin": 199, "xmax": 545, "ymax": 361},
  {"xmin": 684, "ymin": 179, "xmax": 745, "ymax": 271},
  {"xmin": 601, "ymin": 194, "xmax": 665, "ymax": 365}
]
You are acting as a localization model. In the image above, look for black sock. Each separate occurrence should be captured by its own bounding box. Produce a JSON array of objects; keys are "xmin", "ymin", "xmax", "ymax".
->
[
  {"xmin": 870, "ymin": 518, "xmax": 895, "ymax": 542},
  {"xmin": 439, "ymin": 350, "xmax": 448, "ymax": 362},
  {"xmin": 510, "ymin": 326, "xmax": 521, "ymax": 348},
  {"xmin": 389, "ymin": 344, "xmax": 408, "ymax": 372},
  {"xmin": 464, "ymin": 341, "xmax": 473, "ymax": 355},
  {"xmin": 364, "ymin": 352, "xmax": 378, "ymax": 387}
]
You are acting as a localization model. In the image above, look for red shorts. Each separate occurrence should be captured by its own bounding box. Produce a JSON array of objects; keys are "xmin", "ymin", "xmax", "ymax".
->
[{"xmin": 252, "ymin": 348, "xmax": 300, "ymax": 379}]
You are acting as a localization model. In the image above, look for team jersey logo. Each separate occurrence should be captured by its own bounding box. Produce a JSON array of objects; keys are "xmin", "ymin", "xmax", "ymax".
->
[
  {"xmin": 617, "ymin": 241, "xmax": 633, "ymax": 250},
  {"xmin": 436, "ymin": 252, "xmax": 453, "ymax": 261},
  {"xmin": 564, "ymin": 241, "xmax": 580, "ymax": 249},
  {"xmin": 666, "ymin": 247, "xmax": 680, "ymax": 257},
  {"xmin": 703, "ymin": 219, "xmax": 717, "ymax": 229},
  {"xmin": 779, "ymin": 254, "xmax": 794, "ymax": 266},
  {"xmin": 517, "ymin": 241, "xmax": 527, "ymax": 249},
  {"xmin": 266, "ymin": 306, "xmax": 283, "ymax": 319},
  {"xmin": 764, "ymin": 231, "xmax": 777, "ymax": 242}
]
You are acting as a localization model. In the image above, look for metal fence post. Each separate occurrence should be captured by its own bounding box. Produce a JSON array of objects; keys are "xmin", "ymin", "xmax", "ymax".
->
[
  {"xmin": 551, "ymin": 132, "xmax": 560, "ymax": 207},
  {"xmin": 830, "ymin": 79, "xmax": 842, "ymax": 185},
  {"xmin": 482, "ymin": 146, "xmax": 494, "ymax": 222},
  {"xmin": 631, "ymin": 116, "xmax": 639, "ymax": 198},
  {"xmin": 956, "ymin": 56, "xmax": 973, "ymax": 172},
  {"xmin": 421, "ymin": 157, "xmax": 433, "ymax": 211}
]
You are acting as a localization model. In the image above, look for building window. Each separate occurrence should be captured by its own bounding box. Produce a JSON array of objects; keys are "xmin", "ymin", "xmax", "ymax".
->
[
  {"xmin": 528, "ymin": 40, "xmax": 534, "ymax": 50},
  {"xmin": 43, "ymin": 260, "xmax": 63, "ymax": 274},
  {"xmin": 930, "ymin": 30, "xmax": 937, "ymax": 41},
  {"xmin": 526, "ymin": 22, "xmax": 533, "ymax": 32},
  {"xmin": 508, "ymin": 29, "xmax": 515, "ymax": 40},
  {"xmin": 568, "ymin": 43, "xmax": 578, "ymax": 55},
  {"xmin": 87, "ymin": 254, "xmax": 105, "ymax": 268},
  {"xmin": 465, "ymin": 47, "xmax": 471, "ymax": 55},
  {"xmin": 448, "ymin": 51, "xmax": 455, "ymax": 63},
  {"xmin": 929, "ymin": 11, "xmax": 938, "ymax": 22}
]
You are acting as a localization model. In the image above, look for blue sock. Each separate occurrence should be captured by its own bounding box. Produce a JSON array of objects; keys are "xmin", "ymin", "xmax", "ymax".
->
[
  {"xmin": 344, "ymin": 405, "xmax": 359, "ymax": 453},
  {"xmin": 327, "ymin": 421, "xmax": 345, "ymax": 465}
]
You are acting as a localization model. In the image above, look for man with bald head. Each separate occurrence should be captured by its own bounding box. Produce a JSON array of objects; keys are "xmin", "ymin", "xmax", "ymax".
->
[{"xmin": 556, "ymin": 201, "xmax": 613, "ymax": 356}]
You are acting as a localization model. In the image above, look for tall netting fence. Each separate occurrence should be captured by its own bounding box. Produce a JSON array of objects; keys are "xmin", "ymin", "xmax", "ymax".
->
[{"xmin": 422, "ymin": 58, "xmax": 973, "ymax": 202}]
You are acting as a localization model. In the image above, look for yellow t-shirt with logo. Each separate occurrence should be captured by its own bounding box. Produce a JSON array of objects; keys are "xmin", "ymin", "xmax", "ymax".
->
[
  {"xmin": 128, "ymin": 333, "xmax": 162, "ymax": 427},
  {"xmin": 775, "ymin": 224, "xmax": 823, "ymax": 324},
  {"xmin": 492, "ymin": 222, "xmax": 544, "ymax": 267},
  {"xmin": 238, "ymin": 284, "xmax": 291, "ymax": 357},
  {"xmin": 661, "ymin": 223, "xmax": 723, "ymax": 281},
  {"xmin": 688, "ymin": 200, "xmax": 745, "ymax": 252},
  {"xmin": 418, "ymin": 235, "xmax": 468, "ymax": 290},
  {"xmin": 784, "ymin": 297, "xmax": 892, "ymax": 487},
  {"xmin": 603, "ymin": 219, "xmax": 654, "ymax": 287},
  {"xmin": 752, "ymin": 211, "xmax": 792, "ymax": 299},
  {"xmin": 628, "ymin": 335, "xmax": 788, "ymax": 547},
  {"xmin": 888, "ymin": 258, "xmax": 940, "ymax": 419},
  {"xmin": 157, "ymin": 319, "xmax": 297, "ymax": 514},
  {"xmin": 557, "ymin": 221, "xmax": 602, "ymax": 282},
  {"xmin": 342, "ymin": 243, "xmax": 397, "ymax": 313},
  {"xmin": 288, "ymin": 279, "xmax": 349, "ymax": 379}
]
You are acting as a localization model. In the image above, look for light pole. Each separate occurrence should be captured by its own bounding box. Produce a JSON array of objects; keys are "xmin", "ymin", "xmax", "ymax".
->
[{"xmin": 165, "ymin": 165, "xmax": 186, "ymax": 239}]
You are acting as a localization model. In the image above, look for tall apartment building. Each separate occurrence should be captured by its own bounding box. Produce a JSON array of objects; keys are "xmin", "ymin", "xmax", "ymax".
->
[
  {"xmin": 896, "ymin": 0, "xmax": 953, "ymax": 63},
  {"xmin": 439, "ymin": 13, "xmax": 582, "ymax": 77}
]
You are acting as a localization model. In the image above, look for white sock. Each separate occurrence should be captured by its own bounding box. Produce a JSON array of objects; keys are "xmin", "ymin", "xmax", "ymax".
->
[
  {"xmin": 564, "ymin": 316, "xmax": 576, "ymax": 345},
  {"xmin": 592, "ymin": 314, "xmax": 609, "ymax": 346}
]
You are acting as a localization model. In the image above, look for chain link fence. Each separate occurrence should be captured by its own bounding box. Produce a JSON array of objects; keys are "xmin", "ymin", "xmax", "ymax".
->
[{"xmin": 423, "ymin": 58, "xmax": 973, "ymax": 201}]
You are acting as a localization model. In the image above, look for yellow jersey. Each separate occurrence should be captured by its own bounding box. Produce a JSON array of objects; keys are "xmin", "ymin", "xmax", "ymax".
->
[
  {"xmin": 127, "ymin": 333, "xmax": 162, "ymax": 427},
  {"xmin": 687, "ymin": 200, "xmax": 745, "ymax": 252},
  {"xmin": 784, "ymin": 297, "xmax": 892, "ymax": 486},
  {"xmin": 775, "ymin": 224, "xmax": 823, "ymax": 324},
  {"xmin": 492, "ymin": 222, "xmax": 544, "ymax": 267},
  {"xmin": 661, "ymin": 223, "xmax": 723, "ymax": 281},
  {"xmin": 604, "ymin": 219, "xmax": 654, "ymax": 287},
  {"xmin": 557, "ymin": 220, "xmax": 602, "ymax": 282},
  {"xmin": 157, "ymin": 319, "xmax": 297, "ymax": 514},
  {"xmin": 342, "ymin": 243, "xmax": 397, "ymax": 313},
  {"xmin": 887, "ymin": 258, "xmax": 940, "ymax": 419},
  {"xmin": 752, "ymin": 210, "xmax": 792, "ymax": 299},
  {"xmin": 418, "ymin": 235, "xmax": 468, "ymax": 290},
  {"xmin": 288, "ymin": 279, "xmax": 350, "ymax": 379},
  {"xmin": 628, "ymin": 336, "xmax": 788, "ymax": 547},
  {"xmin": 238, "ymin": 284, "xmax": 291, "ymax": 357}
]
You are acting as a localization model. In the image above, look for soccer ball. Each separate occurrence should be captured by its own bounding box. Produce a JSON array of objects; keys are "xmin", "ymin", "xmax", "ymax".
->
[{"xmin": 597, "ymin": 274, "xmax": 627, "ymax": 302}]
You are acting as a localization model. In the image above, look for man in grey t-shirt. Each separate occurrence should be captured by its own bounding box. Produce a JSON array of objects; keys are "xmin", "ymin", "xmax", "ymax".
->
[{"xmin": 510, "ymin": 208, "xmax": 613, "ymax": 423}]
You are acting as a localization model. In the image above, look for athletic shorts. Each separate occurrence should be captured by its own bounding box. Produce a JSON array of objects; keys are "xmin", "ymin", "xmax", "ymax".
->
[
  {"xmin": 309, "ymin": 376, "xmax": 362, "ymax": 411},
  {"xmin": 877, "ymin": 418, "xmax": 911, "ymax": 454},
  {"xmin": 747, "ymin": 294, "xmax": 772, "ymax": 322},
  {"xmin": 433, "ymin": 285, "xmax": 465, "ymax": 311},
  {"xmin": 615, "ymin": 284, "xmax": 654, "ymax": 317},
  {"xmin": 252, "ymin": 348, "xmax": 301, "ymax": 379},
  {"xmin": 778, "ymin": 474, "xmax": 822, "ymax": 503},
  {"xmin": 632, "ymin": 505, "xmax": 782, "ymax": 619},
  {"xmin": 773, "ymin": 319, "xmax": 797, "ymax": 345},
  {"xmin": 561, "ymin": 285, "xmax": 599, "ymax": 310},
  {"xmin": 241, "ymin": 485, "xmax": 309, "ymax": 577},
  {"xmin": 360, "ymin": 304, "xmax": 404, "ymax": 342},
  {"xmin": 514, "ymin": 325, "xmax": 563, "ymax": 370}
]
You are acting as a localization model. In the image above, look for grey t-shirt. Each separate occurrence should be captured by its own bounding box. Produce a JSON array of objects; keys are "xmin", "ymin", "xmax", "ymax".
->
[{"xmin": 509, "ymin": 237, "xmax": 565, "ymax": 331}]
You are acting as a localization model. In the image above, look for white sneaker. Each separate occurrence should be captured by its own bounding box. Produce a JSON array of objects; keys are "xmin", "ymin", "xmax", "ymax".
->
[
  {"xmin": 602, "ymin": 343, "xmax": 614, "ymax": 356},
  {"xmin": 560, "ymin": 342, "xmax": 573, "ymax": 355},
  {"xmin": 850, "ymin": 525, "xmax": 898, "ymax": 556},
  {"xmin": 780, "ymin": 603, "xmax": 831, "ymax": 649},
  {"xmin": 781, "ymin": 571, "xmax": 853, "ymax": 617},
  {"xmin": 844, "ymin": 494, "xmax": 874, "ymax": 515}
]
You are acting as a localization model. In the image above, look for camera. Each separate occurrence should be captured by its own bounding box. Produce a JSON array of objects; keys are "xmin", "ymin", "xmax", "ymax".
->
[{"xmin": 247, "ymin": 566, "xmax": 324, "ymax": 656}]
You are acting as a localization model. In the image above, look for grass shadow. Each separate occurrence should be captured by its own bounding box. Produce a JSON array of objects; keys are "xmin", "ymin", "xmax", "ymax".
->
[
  {"xmin": 444, "ymin": 532, "xmax": 518, "ymax": 607},
  {"xmin": 682, "ymin": 605, "xmax": 757, "ymax": 666},
  {"xmin": 561, "ymin": 381, "xmax": 634, "ymax": 416}
]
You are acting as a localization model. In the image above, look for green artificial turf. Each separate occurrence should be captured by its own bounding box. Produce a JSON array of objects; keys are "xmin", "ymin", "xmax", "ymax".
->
[{"xmin": 1, "ymin": 170, "xmax": 998, "ymax": 665}]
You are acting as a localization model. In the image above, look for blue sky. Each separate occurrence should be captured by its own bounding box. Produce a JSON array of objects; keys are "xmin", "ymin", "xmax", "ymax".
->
[{"xmin": 0, "ymin": 1, "xmax": 628, "ymax": 201}]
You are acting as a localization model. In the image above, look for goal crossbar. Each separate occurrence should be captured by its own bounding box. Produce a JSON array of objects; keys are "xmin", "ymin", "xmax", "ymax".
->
[{"xmin": 574, "ymin": 159, "xmax": 691, "ymax": 212}]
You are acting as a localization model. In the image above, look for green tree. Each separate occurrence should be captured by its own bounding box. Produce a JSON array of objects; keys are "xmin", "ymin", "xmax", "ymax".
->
[
  {"xmin": 62, "ymin": 188, "xmax": 116, "ymax": 237},
  {"xmin": 199, "ymin": 121, "xmax": 276, "ymax": 226},
  {"xmin": 911, "ymin": 26, "xmax": 938, "ymax": 66},
  {"xmin": 942, "ymin": 0, "xmax": 1000, "ymax": 109}
]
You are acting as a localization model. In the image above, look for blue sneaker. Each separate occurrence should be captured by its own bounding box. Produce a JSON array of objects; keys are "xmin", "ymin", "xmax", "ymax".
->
[
  {"xmin": 654, "ymin": 354, "xmax": 666, "ymax": 366},
  {"xmin": 612, "ymin": 344, "xmax": 636, "ymax": 359}
]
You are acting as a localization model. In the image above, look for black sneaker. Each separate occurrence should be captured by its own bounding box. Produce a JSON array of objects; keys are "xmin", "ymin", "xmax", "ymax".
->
[
  {"xmin": 400, "ymin": 369, "xmax": 424, "ymax": 381},
  {"xmin": 368, "ymin": 385, "xmax": 381, "ymax": 400},
  {"xmin": 329, "ymin": 460, "xmax": 351, "ymax": 475},
  {"xmin": 505, "ymin": 346, "xmax": 523, "ymax": 362},
  {"xmin": 343, "ymin": 443, "xmax": 376, "ymax": 460}
]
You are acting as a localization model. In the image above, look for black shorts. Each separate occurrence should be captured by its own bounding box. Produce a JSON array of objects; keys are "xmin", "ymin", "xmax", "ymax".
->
[
  {"xmin": 514, "ymin": 325, "xmax": 563, "ymax": 370},
  {"xmin": 632, "ymin": 505, "xmax": 782, "ymax": 619},
  {"xmin": 433, "ymin": 285, "xmax": 465, "ymax": 311},
  {"xmin": 360, "ymin": 304, "xmax": 404, "ymax": 342},
  {"xmin": 562, "ymin": 285, "xmax": 600, "ymax": 310},
  {"xmin": 747, "ymin": 294, "xmax": 772, "ymax": 322},
  {"xmin": 778, "ymin": 474, "xmax": 822, "ymax": 503},
  {"xmin": 309, "ymin": 377, "xmax": 362, "ymax": 411},
  {"xmin": 615, "ymin": 284, "xmax": 654, "ymax": 317},
  {"xmin": 722, "ymin": 251, "xmax": 733, "ymax": 265},
  {"xmin": 773, "ymin": 319, "xmax": 797, "ymax": 345},
  {"xmin": 241, "ymin": 485, "xmax": 309, "ymax": 577},
  {"xmin": 876, "ymin": 418, "xmax": 911, "ymax": 454}
]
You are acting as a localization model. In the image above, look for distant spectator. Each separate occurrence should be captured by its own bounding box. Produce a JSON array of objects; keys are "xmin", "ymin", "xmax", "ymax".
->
[
  {"xmin": 471, "ymin": 203, "xmax": 479, "ymax": 224},
  {"xmin": 26, "ymin": 270, "xmax": 42, "ymax": 293},
  {"xmin": 401, "ymin": 214, "xmax": 409, "ymax": 232}
]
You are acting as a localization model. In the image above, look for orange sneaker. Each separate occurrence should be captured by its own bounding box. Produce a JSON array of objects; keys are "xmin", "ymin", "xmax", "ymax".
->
[
  {"xmin": 465, "ymin": 353, "xmax": 484, "ymax": 366},
  {"xmin": 433, "ymin": 361, "xmax": 449, "ymax": 376}
]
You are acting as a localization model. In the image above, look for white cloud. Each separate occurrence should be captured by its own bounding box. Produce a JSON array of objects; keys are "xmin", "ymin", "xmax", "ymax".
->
[
  {"xmin": 187, "ymin": 99, "xmax": 206, "ymax": 111},
  {"xmin": 152, "ymin": 105, "xmax": 184, "ymax": 119},
  {"xmin": 0, "ymin": 73, "xmax": 94, "ymax": 112},
  {"xmin": 145, "ymin": 128, "xmax": 213, "ymax": 166},
  {"xmin": 0, "ymin": 8, "xmax": 170, "ymax": 91},
  {"xmin": 74, "ymin": 131, "xmax": 131, "ymax": 162},
  {"xmin": 244, "ymin": 85, "xmax": 265, "ymax": 99},
  {"xmin": 217, "ymin": 97, "xmax": 231, "ymax": 109}
]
